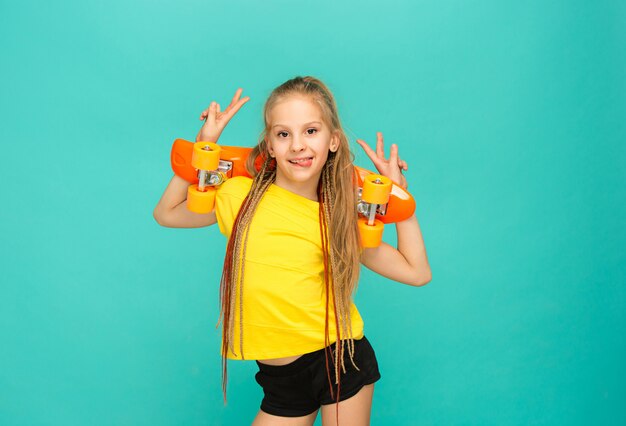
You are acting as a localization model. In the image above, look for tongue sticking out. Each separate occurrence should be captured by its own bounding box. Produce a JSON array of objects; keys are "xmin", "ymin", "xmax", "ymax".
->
[{"xmin": 290, "ymin": 158, "xmax": 313, "ymax": 167}]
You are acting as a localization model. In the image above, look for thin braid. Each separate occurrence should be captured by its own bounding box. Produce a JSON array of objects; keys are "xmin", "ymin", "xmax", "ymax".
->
[
  {"xmin": 236, "ymin": 176, "xmax": 275, "ymax": 356},
  {"xmin": 230, "ymin": 162, "xmax": 275, "ymax": 356},
  {"xmin": 334, "ymin": 162, "xmax": 361, "ymax": 372},
  {"xmin": 321, "ymin": 164, "xmax": 339, "ymax": 383},
  {"xmin": 326, "ymin": 191, "xmax": 353, "ymax": 378},
  {"xmin": 318, "ymin": 163, "xmax": 359, "ymax": 426},
  {"xmin": 228, "ymin": 224, "xmax": 243, "ymax": 354},
  {"xmin": 322, "ymin": 175, "xmax": 343, "ymax": 382},
  {"xmin": 324, "ymin": 161, "xmax": 360, "ymax": 375},
  {"xmin": 318, "ymin": 181, "xmax": 335, "ymax": 400},
  {"xmin": 320, "ymin": 164, "xmax": 354, "ymax": 426},
  {"xmin": 220, "ymin": 156, "xmax": 275, "ymax": 403},
  {"xmin": 228, "ymin": 184, "xmax": 254, "ymax": 355}
]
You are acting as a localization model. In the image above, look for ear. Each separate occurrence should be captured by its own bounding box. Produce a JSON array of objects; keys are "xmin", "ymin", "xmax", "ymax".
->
[
  {"xmin": 329, "ymin": 132, "xmax": 340, "ymax": 153},
  {"xmin": 266, "ymin": 139, "xmax": 275, "ymax": 157}
]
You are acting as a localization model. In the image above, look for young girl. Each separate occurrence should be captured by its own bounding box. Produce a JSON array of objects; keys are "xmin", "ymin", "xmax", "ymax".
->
[{"xmin": 154, "ymin": 77, "xmax": 431, "ymax": 426}]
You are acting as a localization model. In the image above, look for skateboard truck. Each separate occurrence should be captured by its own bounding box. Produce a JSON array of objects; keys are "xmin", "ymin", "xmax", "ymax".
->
[
  {"xmin": 197, "ymin": 160, "xmax": 234, "ymax": 187},
  {"xmin": 187, "ymin": 142, "xmax": 222, "ymax": 214},
  {"xmin": 357, "ymin": 175, "xmax": 392, "ymax": 248},
  {"xmin": 357, "ymin": 187, "xmax": 388, "ymax": 220}
]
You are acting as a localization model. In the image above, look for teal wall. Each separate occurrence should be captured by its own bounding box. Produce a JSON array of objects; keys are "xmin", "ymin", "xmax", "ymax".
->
[{"xmin": 1, "ymin": 0, "xmax": 624, "ymax": 424}]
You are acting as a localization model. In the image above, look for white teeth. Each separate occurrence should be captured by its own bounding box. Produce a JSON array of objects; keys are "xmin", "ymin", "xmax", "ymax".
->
[{"xmin": 289, "ymin": 157, "xmax": 312, "ymax": 163}]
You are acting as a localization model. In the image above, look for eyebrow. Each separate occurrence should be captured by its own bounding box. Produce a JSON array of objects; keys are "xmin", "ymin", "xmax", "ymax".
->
[{"xmin": 271, "ymin": 121, "xmax": 322, "ymax": 129}]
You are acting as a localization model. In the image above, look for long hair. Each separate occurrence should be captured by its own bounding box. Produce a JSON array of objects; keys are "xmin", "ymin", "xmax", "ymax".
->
[{"xmin": 219, "ymin": 77, "xmax": 362, "ymax": 413}]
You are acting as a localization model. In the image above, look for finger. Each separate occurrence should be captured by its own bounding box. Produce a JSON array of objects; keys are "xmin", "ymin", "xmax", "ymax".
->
[
  {"xmin": 389, "ymin": 143, "xmax": 399, "ymax": 165},
  {"xmin": 224, "ymin": 96, "xmax": 250, "ymax": 119},
  {"xmin": 376, "ymin": 132, "xmax": 384, "ymax": 158},
  {"xmin": 226, "ymin": 88, "xmax": 243, "ymax": 112},
  {"xmin": 207, "ymin": 101, "xmax": 217, "ymax": 123},
  {"xmin": 356, "ymin": 138, "xmax": 383, "ymax": 167},
  {"xmin": 199, "ymin": 107, "xmax": 209, "ymax": 120},
  {"xmin": 217, "ymin": 103, "xmax": 221, "ymax": 114}
]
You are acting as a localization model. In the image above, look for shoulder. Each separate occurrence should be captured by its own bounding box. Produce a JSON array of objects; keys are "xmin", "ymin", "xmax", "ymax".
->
[
  {"xmin": 218, "ymin": 176, "xmax": 253, "ymax": 198},
  {"xmin": 214, "ymin": 176, "xmax": 253, "ymax": 237}
]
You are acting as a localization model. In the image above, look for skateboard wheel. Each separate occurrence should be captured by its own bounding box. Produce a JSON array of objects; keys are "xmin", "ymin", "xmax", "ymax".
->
[
  {"xmin": 358, "ymin": 217, "xmax": 384, "ymax": 248},
  {"xmin": 361, "ymin": 175, "xmax": 392, "ymax": 205},
  {"xmin": 187, "ymin": 184, "xmax": 216, "ymax": 213},
  {"xmin": 192, "ymin": 142, "xmax": 221, "ymax": 171}
]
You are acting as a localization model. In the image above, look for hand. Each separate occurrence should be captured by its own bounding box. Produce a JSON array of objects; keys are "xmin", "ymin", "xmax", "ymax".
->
[
  {"xmin": 356, "ymin": 132, "xmax": 408, "ymax": 190},
  {"xmin": 196, "ymin": 88, "xmax": 250, "ymax": 142}
]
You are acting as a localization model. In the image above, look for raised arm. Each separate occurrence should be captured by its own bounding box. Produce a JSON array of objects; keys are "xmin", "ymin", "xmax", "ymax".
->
[
  {"xmin": 153, "ymin": 88, "xmax": 249, "ymax": 228},
  {"xmin": 356, "ymin": 132, "xmax": 432, "ymax": 287}
]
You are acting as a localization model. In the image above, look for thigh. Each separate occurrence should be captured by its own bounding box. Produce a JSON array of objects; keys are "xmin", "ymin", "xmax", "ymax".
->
[
  {"xmin": 315, "ymin": 336, "xmax": 381, "ymax": 406},
  {"xmin": 252, "ymin": 409, "xmax": 319, "ymax": 426},
  {"xmin": 254, "ymin": 354, "xmax": 320, "ymax": 418},
  {"xmin": 320, "ymin": 383, "xmax": 375, "ymax": 426}
]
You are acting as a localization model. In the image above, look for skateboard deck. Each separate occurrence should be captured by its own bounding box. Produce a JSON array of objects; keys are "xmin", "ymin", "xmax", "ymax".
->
[{"xmin": 170, "ymin": 138, "xmax": 415, "ymax": 226}]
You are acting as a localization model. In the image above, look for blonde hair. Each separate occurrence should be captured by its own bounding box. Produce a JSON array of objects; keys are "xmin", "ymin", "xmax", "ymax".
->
[{"xmin": 219, "ymin": 76, "xmax": 362, "ymax": 410}]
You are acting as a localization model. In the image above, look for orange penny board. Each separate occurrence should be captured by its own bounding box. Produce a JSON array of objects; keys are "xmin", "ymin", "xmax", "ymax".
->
[{"xmin": 171, "ymin": 139, "xmax": 415, "ymax": 224}]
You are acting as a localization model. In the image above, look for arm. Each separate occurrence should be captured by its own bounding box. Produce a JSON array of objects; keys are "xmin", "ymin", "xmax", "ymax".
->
[
  {"xmin": 153, "ymin": 174, "xmax": 217, "ymax": 228},
  {"xmin": 360, "ymin": 215, "xmax": 431, "ymax": 287},
  {"xmin": 356, "ymin": 132, "xmax": 432, "ymax": 287},
  {"xmin": 153, "ymin": 88, "xmax": 249, "ymax": 228}
]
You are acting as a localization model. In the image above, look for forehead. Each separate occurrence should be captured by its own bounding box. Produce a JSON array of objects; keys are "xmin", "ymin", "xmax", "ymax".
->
[{"xmin": 268, "ymin": 96, "xmax": 323, "ymax": 126}]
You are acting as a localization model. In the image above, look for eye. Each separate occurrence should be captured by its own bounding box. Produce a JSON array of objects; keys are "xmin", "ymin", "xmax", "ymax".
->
[
  {"xmin": 277, "ymin": 131, "xmax": 289, "ymax": 138},
  {"xmin": 306, "ymin": 128, "xmax": 318, "ymax": 135}
]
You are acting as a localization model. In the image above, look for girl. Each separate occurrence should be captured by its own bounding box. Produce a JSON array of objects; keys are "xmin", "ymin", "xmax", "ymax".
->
[{"xmin": 154, "ymin": 77, "xmax": 431, "ymax": 426}]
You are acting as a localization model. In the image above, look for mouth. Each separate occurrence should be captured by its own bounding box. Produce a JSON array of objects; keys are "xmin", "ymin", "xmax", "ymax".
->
[{"xmin": 288, "ymin": 157, "xmax": 313, "ymax": 167}]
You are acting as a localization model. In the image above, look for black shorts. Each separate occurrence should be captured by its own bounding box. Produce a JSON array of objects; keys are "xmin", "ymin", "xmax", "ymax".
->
[{"xmin": 254, "ymin": 335, "xmax": 381, "ymax": 417}]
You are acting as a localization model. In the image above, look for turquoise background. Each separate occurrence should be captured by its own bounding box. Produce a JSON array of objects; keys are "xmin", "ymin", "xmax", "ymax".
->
[{"xmin": 1, "ymin": 0, "xmax": 624, "ymax": 424}]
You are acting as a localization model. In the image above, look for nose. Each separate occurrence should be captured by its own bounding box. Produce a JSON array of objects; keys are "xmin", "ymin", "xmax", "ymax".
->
[{"xmin": 289, "ymin": 134, "xmax": 306, "ymax": 152}]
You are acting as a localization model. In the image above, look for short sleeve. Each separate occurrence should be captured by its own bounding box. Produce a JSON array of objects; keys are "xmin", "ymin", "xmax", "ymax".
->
[{"xmin": 215, "ymin": 176, "xmax": 252, "ymax": 238}]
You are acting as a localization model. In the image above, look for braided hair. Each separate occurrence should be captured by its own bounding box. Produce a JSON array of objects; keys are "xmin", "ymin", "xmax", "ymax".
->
[{"xmin": 219, "ymin": 77, "xmax": 362, "ymax": 413}]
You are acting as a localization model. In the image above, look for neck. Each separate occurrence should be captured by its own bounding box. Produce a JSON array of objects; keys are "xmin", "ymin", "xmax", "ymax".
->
[{"xmin": 274, "ymin": 175, "xmax": 320, "ymax": 201}]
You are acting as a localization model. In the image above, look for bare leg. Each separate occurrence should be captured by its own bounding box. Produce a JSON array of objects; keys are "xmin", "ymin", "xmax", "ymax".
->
[
  {"xmin": 320, "ymin": 383, "xmax": 375, "ymax": 426},
  {"xmin": 252, "ymin": 409, "xmax": 319, "ymax": 426}
]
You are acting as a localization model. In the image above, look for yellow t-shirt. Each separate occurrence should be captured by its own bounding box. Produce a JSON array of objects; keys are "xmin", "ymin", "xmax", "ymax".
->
[{"xmin": 215, "ymin": 176, "xmax": 364, "ymax": 360}]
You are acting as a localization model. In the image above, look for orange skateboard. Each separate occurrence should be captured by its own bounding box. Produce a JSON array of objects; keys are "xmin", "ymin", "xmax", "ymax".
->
[{"xmin": 170, "ymin": 139, "xmax": 416, "ymax": 247}]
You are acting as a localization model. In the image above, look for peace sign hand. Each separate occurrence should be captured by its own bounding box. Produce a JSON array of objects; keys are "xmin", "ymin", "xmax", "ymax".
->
[
  {"xmin": 356, "ymin": 132, "xmax": 408, "ymax": 190},
  {"xmin": 196, "ymin": 88, "xmax": 250, "ymax": 143}
]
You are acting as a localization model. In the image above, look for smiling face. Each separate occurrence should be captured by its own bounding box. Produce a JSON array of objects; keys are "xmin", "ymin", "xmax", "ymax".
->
[{"xmin": 266, "ymin": 96, "xmax": 339, "ymax": 201}]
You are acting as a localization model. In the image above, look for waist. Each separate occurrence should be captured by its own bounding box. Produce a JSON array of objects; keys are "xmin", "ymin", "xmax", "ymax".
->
[
  {"xmin": 225, "ymin": 319, "xmax": 365, "ymax": 360},
  {"xmin": 255, "ymin": 336, "xmax": 368, "ymax": 373}
]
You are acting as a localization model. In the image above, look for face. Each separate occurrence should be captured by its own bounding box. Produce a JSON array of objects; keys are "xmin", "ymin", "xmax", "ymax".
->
[{"xmin": 266, "ymin": 96, "xmax": 339, "ymax": 200}]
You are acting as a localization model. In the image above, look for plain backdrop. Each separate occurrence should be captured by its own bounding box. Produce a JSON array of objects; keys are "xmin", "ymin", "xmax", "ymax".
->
[{"xmin": 1, "ymin": 0, "xmax": 625, "ymax": 425}]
